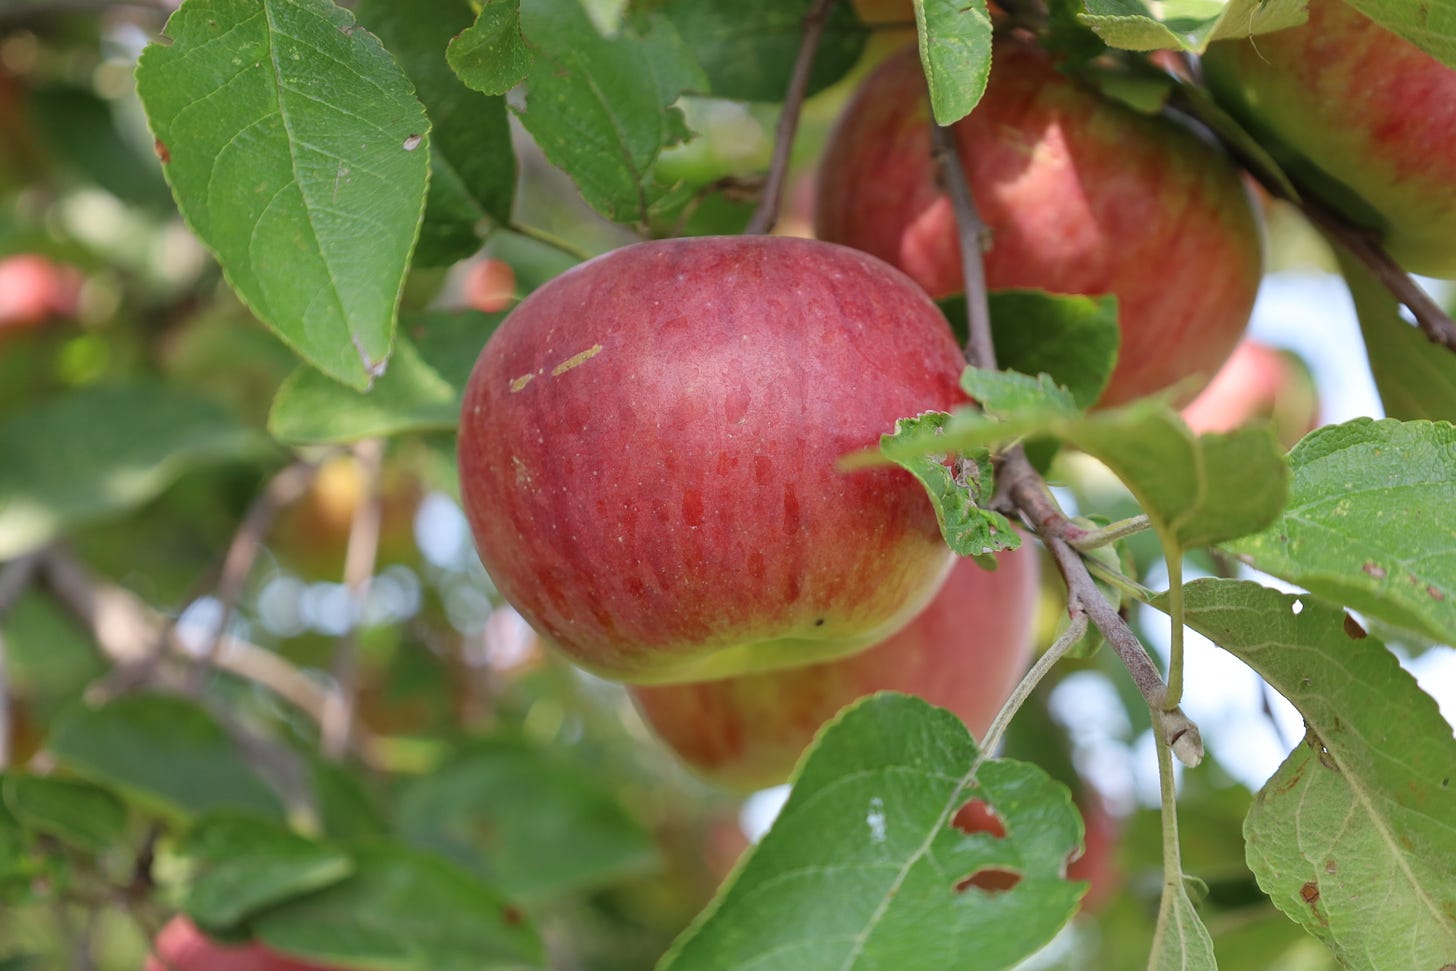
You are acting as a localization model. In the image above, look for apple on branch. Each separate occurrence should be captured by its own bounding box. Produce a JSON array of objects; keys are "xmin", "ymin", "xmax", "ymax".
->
[
  {"xmin": 1203, "ymin": 0, "xmax": 1456, "ymax": 279},
  {"xmin": 814, "ymin": 38, "xmax": 1263, "ymax": 407},
  {"xmin": 457, "ymin": 235, "xmax": 969, "ymax": 685},
  {"xmin": 630, "ymin": 544, "xmax": 1041, "ymax": 792},
  {"xmin": 1180, "ymin": 340, "xmax": 1319, "ymax": 450}
]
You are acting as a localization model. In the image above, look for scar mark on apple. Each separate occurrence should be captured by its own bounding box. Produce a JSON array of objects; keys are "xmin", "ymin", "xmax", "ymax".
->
[
  {"xmin": 551, "ymin": 344, "xmax": 604, "ymax": 376},
  {"xmin": 509, "ymin": 373, "xmax": 536, "ymax": 393}
]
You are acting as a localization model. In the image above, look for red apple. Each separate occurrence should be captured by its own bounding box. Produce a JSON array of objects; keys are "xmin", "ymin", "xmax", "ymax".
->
[
  {"xmin": 1202, "ymin": 0, "xmax": 1456, "ymax": 279},
  {"xmin": 457, "ymin": 235, "xmax": 968, "ymax": 684},
  {"xmin": 145, "ymin": 916, "xmax": 343, "ymax": 971},
  {"xmin": 463, "ymin": 257, "xmax": 517, "ymax": 314},
  {"xmin": 0, "ymin": 254, "xmax": 81, "ymax": 330},
  {"xmin": 1180, "ymin": 340, "xmax": 1319, "ymax": 449},
  {"xmin": 629, "ymin": 544, "xmax": 1040, "ymax": 791},
  {"xmin": 814, "ymin": 39, "xmax": 1263, "ymax": 407}
]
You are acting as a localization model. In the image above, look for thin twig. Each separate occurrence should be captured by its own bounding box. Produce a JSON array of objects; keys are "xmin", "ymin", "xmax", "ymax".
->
[
  {"xmin": 504, "ymin": 221, "xmax": 594, "ymax": 263},
  {"xmin": 39, "ymin": 548, "xmax": 373, "ymax": 755},
  {"xmin": 320, "ymin": 439, "xmax": 385, "ymax": 760},
  {"xmin": 0, "ymin": 553, "xmax": 43, "ymax": 769},
  {"xmin": 193, "ymin": 457, "xmax": 327, "ymax": 689},
  {"xmin": 1166, "ymin": 84, "xmax": 1456, "ymax": 355},
  {"xmin": 929, "ymin": 123, "xmax": 996, "ymax": 370},
  {"xmin": 744, "ymin": 0, "xmax": 841, "ymax": 235},
  {"xmin": 930, "ymin": 117, "xmax": 1204, "ymax": 765},
  {"xmin": 980, "ymin": 612, "xmax": 1088, "ymax": 756}
]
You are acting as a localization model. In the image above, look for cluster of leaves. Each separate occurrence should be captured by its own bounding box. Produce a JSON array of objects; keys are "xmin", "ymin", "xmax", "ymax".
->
[{"xmin": 0, "ymin": 0, "xmax": 1454, "ymax": 969}]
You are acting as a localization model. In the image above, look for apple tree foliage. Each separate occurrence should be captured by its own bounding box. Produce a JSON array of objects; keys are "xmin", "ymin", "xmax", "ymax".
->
[{"xmin": 0, "ymin": 0, "xmax": 1453, "ymax": 969}]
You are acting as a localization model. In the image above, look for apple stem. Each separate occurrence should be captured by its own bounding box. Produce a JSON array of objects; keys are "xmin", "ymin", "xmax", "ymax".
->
[
  {"xmin": 979, "ymin": 611, "xmax": 1088, "ymax": 757},
  {"xmin": 190, "ymin": 455, "xmax": 333, "ymax": 693},
  {"xmin": 0, "ymin": 552, "xmax": 43, "ymax": 770},
  {"xmin": 744, "ymin": 0, "xmax": 841, "ymax": 235},
  {"xmin": 321, "ymin": 438, "xmax": 386, "ymax": 761}
]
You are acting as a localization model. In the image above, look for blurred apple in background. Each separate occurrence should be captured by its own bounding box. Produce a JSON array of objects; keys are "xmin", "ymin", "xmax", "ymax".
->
[
  {"xmin": 145, "ymin": 917, "xmax": 344, "ymax": 971},
  {"xmin": 463, "ymin": 257, "xmax": 518, "ymax": 314},
  {"xmin": 0, "ymin": 254, "xmax": 81, "ymax": 331},
  {"xmin": 630, "ymin": 544, "xmax": 1040, "ymax": 792},
  {"xmin": 1202, "ymin": 0, "xmax": 1456, "ymax": 278},
  {"xmin": 457, "ymin": 235, "xmax": 969, "ymax": 685},
  {"xmin": 815, "ymin": 39, "xmax": 1263, "ymax": 407},
  {"xmin": 1180, "ymin": 340, "xmax": 1319, "ymax": 450},
  {"xmin": 270, "ymin": 454, "xmax": 423, "ymax": 580}
]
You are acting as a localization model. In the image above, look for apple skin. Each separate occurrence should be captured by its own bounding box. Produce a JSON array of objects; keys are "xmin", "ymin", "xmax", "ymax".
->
[
  {"xmin": 457, "ymin": 235, "xmax": 968, "ymax": 685},
  {"xmin": 629, "ymin": 543, "xmax": 1039, "ymax": 791},
  {"xmin": 1180, "ymin": 340, "xmax": 1319, "ymax": 450},
  {"xmin": 463, "ymin": 257, "xmax": 517, "ymax": 314},
  {"xmin": 1202, "ymin": 0, "xmax": 1456, "ymax": 279},
  {"xmin": 145, "ymin": 916, "xmax": 344, "ymax": 971},
  {"xmin": 814, "ymin": 40, "xmax": 1263, "ymax": 407}
]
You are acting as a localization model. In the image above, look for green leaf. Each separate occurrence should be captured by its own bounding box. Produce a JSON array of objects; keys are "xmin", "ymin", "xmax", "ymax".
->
[
  {"xmin": 0, "ymin": 384, "xmax": 264, "ymax": 560},
  {"xmin": 987, "ymin": 291, "xmax": 1119, "ymax": 410},
  {"xmin": 660, "ymin": 693, "xmax": 1085, "ymax": 971},
  {"xmin": 47, "ymin": 694, "xmax": 283, "ymax": 821},
  {"xmin": 882, "ymin": 398, "xmax": 1289, "ymax": 551},
  {"xmin": 512, "ymin": 0, "xmax": 707, "ymax": 223},
  {"xmin": 1168, "ymin": 579, "xmax": 1456, "ymax": 968},
  {"xmin": 358, "ymin": 0, "xmax": 518, "ymax": 265},
  {"xmin": 1078, "ymin": 0, "xmax": 1308, "ymax": 53},
  {"xmin": 1339, "ymin": 0, "xmax": 1456, "ymax": 70},
  {"xmin": 1338, "ymin": 249, "xmax": 1456, "ymax": 421},
  {"xmin": 136, "ymin": 0, "xmax": 431, "ymax": 389},
  {"xmin": 178, "ymin": 812, "xmax": 354, "ymax": 929},
  {"xmin": 961, "ymin": 367, "xmax": 1080, "ymax": 419},
  {"xmin": 446, "ymin": 0, "xmax": 536, "ymax": 96},
  {"xmin": 269, "ymin": 311, "xmax": 501, "ymax": 443},
  {"xmin": 1225, "ymin": 418, "xmax": 1456, "ymax": 645},
  {"xmin": 308, "ymin": 756, "xmax": 390, "ymax": 843},
  {"xmin": 663, "ymin": 0, "xmax": 868, "ymax": 102},
  {"xmin": 915, "ymin": 0, "xmax": 995, "ymax": 124},
  {"xmin": 1, "ymin": 775, "xmax": 127, "ymax": 854},
  {"xmin": 397, "ymin": 739, "xmax": 657, "ymax": 902},
  {"xmin": 878, "ymin": 413, "xmax": 1021, "ymax": 557},
  {"xmin": 253, "ymin": 844, "xmax": 544, "ymax": 971},
  {"xmin": 1147, "ymin": 880, "xmax": 1217, "ymax": 970}
]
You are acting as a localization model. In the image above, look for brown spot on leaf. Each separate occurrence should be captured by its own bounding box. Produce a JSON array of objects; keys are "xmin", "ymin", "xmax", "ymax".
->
[
  {"xmin": 1429, "ymin": 585, "xmax": 1447, "ymax": 602},
  {"xmin": 1300, "ymin": 881, "xmax": 1320, "ymax": 905},
  {"xmin": 1343, "ymin": 614, "xmax": 1367, "ymax": 639},
  {"xmin": 403, "ymin": 133, "xmax": 423, "ymax": 151},
  {"xmin": 502, "ymin": 905, "xmax": 523, "ymax": 926},
  {"xmin": 1362, "ymin": 561, "xmax": 1387, "ymax": 579},
  {"xmin": 1324, "ymin": 858, "xmax": 1337, "ymax": 874},
  {"xmin": 154, "ymin": 138, "xmax": 170, "ymax": 163}
]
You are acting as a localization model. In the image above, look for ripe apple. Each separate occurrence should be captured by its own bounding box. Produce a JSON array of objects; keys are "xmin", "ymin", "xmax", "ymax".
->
[
  {"xmin": 814, "ymin": 39, "xmax": 1263, "ymax": 407},
  {"xmin": 1202, "ymin": 0, "xmax": 1456, "ymax": 279},
  {"xmin": 463, "ymin": 257, "xmax": 517, "ymax": 314},
  {"xmin": 1180, "ymin": 340, "xmax": 1319, "ymax": 449},
  {"xmin": 145, "ymin": 916, "xmax": 343, "ymax": 971},
  {"xmin": 0, "ymin": 254, "xmax": 81, "ymax": 331},
  {"xmin": 629, "ymin": 544, "xmax": 1040, "ymax": 791},
  {"xmin": 457, "ymin": 235, "xmax": 968, "ymax": 685}
]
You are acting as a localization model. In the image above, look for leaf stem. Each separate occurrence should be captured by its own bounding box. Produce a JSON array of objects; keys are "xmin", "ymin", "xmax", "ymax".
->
[
  {"xmin": 744, "ymin": 0, "xmax": 840, "ymax": 235},
  {"xmin": 1071, "ymin": 513, "xmax": 1151, "ymax": 551},
  {"xmin": 504, "ymin": 221, "xmax": 595, "ymax": 263},
  {"xmin": 980, "ymin": 611, "xmax": 1088, "ymax": 756},
  {"xmin": 1163, "ymin": 541, "xmax": 1185, "ymax": 709},
  {"xmin": 1082, "ymin": 555, "xmax": 1156, "ymax": 604}
]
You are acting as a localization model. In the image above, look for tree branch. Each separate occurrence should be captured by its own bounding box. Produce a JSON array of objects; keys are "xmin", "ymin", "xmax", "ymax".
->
[
  {"xmin": 320, "ymin": 439, "xmax": 385, "ymax": 760},
  {"xmin": 0, "ymin": 552, "xmax": 44, "ymax": 769},
  {"xmin": 930, "ymin": 122, "xmax": 1203, "ymax": 764},
  {"xmin": 744, "ymin": 0, "xmax": 840, "ymax": 235}
]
